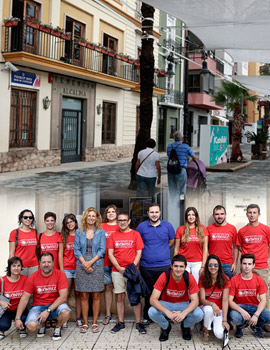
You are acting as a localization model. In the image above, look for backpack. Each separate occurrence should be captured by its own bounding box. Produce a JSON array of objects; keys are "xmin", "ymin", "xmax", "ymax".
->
[
  {"xmin": 167, "ymin": 145, "xmax": 182, "ymax": 174},
  {"xmin": 159, "ymin": 269, "xmax": 189, "ymax": 300}
]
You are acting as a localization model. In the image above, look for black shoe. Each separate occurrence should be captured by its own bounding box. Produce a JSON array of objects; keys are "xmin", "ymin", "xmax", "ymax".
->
[
  {"xmin": 250, "ymin": 326, "xmax": 264, "ymax": 338},
  {"xmin": 142, "ymin": 318, "xmax": 153, "ymax": 327},
  {"xmin": 159, "ymin": 323, "xmax": 171, "ymax": 342},
  {"xmin": 111, "ymin": 322, "xmax": 125, "ymax": 333},
  {"xmin": 235, "ymin": 326, "xmax": 243, "ymax": 338},
  {"xmin": 37, "ymin": 326, "xmax": 46, "ymax": 338},
  {"xmin": 262, "ymin": 324, "xmax": 270, "ymax": 333},
  {"xmin": 52, "ymin": 327, "xmax": 62, "ymax": 341},
  {"xmin": 136, "ymin": 323, "xmax": 147, "ymax": 334},
  {"xmin": 181, "ymin": 323, "xmax": 192, "ymax": 340}
]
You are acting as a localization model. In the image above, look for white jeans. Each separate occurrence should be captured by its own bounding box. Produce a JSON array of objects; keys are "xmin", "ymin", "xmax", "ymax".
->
[
  {"xmin": 201, "ymin": 305, "xmax": 224, "ymax": 339},
  {"xmin": 186, "ymin": 261, "xmax": 202, "ymax": 284}
]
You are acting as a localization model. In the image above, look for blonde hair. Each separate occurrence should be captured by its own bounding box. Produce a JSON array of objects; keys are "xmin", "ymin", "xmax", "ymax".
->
[
  {"xmin": 182, "ymin": 207, "xmax": 205, "ymax": 246},
  {"xmin": 81, "ymin": 207, "xmax": 102, "ymax": 231}
]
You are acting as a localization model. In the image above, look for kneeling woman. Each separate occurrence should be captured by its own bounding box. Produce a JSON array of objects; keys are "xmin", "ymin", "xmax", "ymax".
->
[
  {"xmin": 0, "ymin": 257, "xmax": 28, "ymax": 340},
  {"xmin": 199, "ymin": 254, "xmax": 230, "ymax": 343}
]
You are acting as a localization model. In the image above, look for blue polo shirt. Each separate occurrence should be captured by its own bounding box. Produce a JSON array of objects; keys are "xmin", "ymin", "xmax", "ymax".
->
[
  {"xmin": 167, "ymin": 141, "xmax": 194, "ymax": 168},
  {"xmin": 137, "ymin": 220, "xmax": 175, "ymax": 267}
]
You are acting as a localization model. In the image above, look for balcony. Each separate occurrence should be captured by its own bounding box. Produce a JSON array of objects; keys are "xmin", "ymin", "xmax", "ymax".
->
[
  {"xmin": 159, "ymin": 89, "xmax": 183, "ymax": 106},
  {"xmin": 163, "ymin": 39, "xmax": 183, "ymax": 55},
  {"xmin": 2, "ymin": 21, "xmax": 150, "ymax": 91},
  {"xmin": 188, "ymin": 92, "xmax": 223, "ymax": 110},
  {"xmin": 188, "ymin": 51, "xmax": 224, "ymax": 75}
]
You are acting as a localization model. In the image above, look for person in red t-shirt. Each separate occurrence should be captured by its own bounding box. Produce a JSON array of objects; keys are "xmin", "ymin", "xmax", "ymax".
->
[
  {"xmin": 237, "ymin": 203, "xmax": 270, "ymax": 312},
  {"xmin": 229, "ymin": 254, "xmax": 270, "ymax": 338},
  {"xmin": 58, "ymin": 213, "xmax": 82, "ymax": 328},
  {"xmin": 101, "ymin": 205, "xmax": 119, "ymax": 326},
  {"xmin": 0, "ymin": 257, "xmax": 28, "ymax": 340},
  {"xmin": 174, "ymin": 207, "xmax": 208, "ymax": 283},
  {"xmin": 148, "ymin": 254, "xmax": 203, "ymax": 342},
  {"xmin": 38, "ymin": 212, "xmax": 60, "ymax": 270},
  {"xmin": 208, "ymin": 205, "xmax": 238, "ymax": 279},
  {"xmin": 108, "ymin": 212, "xmax": 146, "ymax": 334},
  {"xmin": 9, "ymin": 209, "xmax": 38, "ymax": 277},
  {"xmin": 199, "ymin": 254, "xmax": 230, "ymax": 343},
  {"xmin": 15, "ymin": 252, "xmax": 71, "ymax": 341}
]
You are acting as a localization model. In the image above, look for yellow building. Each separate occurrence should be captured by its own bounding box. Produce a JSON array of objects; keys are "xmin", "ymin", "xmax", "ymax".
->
[
  {"xmin": 0, "ymin": 0, "xmax": 163, "ymax": 172},
  {"xmin": 245, "ymin": 62, "xmax": 260, "ymax": 123}
]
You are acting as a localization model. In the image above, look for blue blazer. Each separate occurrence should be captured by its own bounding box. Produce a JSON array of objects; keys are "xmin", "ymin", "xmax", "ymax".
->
[{"xmin": 74, "ymin": 227, "xmax": 106, "ymax": 267}]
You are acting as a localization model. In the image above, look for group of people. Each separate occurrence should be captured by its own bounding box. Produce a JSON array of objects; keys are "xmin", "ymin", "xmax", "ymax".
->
[{"xmin": 1, "ymin": 202, "xmax": 270, "ymax": 345}]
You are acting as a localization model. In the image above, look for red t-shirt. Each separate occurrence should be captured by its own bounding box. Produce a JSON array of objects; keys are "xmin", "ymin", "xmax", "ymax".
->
[
  {"xmin": 154, "ymin": 270, "xmax": 199, "ymax": 303},
  {"xmin": 229, "ymin": 273, "xmax": 267, "ymax": 306},
  {"xmin": 24, "ymin": 269, "xmax": 68, "ymax": 305},
  {"xmin": 108, "ymin": 229, "xmax": 144, "ymax": 272},
  {"xmin": 58, "ymin": 234, "xmax": 76, "ymax": 270},
  {"xmin": 207, "ymin": 223, "xmax": 237, "ymax": 264},
  {"xmin": 2, "ymin": 275, "xmax": 28, "ymax": 311},
  {"xmin": 199, "ymin": 275, "xmax": 231, "ymax": 309},
  {"xmin": 101, "ymin": 223, "xmax": 119, "ymax": 267},
  {"xmin": 9, "ymin": 228, "xmax": 38, "ymax": 268},
  {"xmin": 39, "ymin": 232, "xmax": 60, "ymax": 270},
  {"xmin": 176, "ymin": 225, "xmax": 208, "ymax": 262},
  {"xmin": 237, "ymin": 223, "xmax": 270, "ymax": 269}
]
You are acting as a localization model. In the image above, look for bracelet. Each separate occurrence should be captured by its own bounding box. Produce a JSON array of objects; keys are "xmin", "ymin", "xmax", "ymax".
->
[
  {"xmin": 253, "ymin": 313, "xmax": 259, "ymax": 318},
  {"xmin": 222, "ymin": 320, "xmax": 227, "ymax": 322},
  {"xmin": 15, "ymin": 317, "xmax": 21, "ymax": 321},
  {"xmin": 210, "ymin": 302, "xmax": 214, "ymax": 307}
]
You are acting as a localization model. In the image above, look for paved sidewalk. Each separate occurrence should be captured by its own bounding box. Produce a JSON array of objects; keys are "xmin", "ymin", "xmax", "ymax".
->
[{"xmin": 2, "ymin": 321, "xmax": 270, "ymax": 350}]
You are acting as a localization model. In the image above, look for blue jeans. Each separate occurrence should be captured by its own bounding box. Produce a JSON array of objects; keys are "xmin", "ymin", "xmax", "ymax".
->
[
  {"xmin": 167, "ymin": 168, "xmax": 187, "ymax": 198},
  {"xmin": 136, "ymin": 175, "xmax": 156, "ymax": 198},
  {"xmin": 25, "ymin": 303, "xmax": 71, "ymax": 325},
  {"xmin": 0, "ymin": 309, "xmax": 28, "ymax": 332},
  {"xmin": 229, "ymin": 304, "xmax": 270, "ymax": 328},
  {"xmin": 104, "ymin": 266, "xmax": 112, "ymax": 285},
  {"xmin": 148, "ymin": 300, "xmax": 203, "ymax": 329},
  {"xmin": 222, "ymin": 263, "xmax": 233, "ymax": 280}
]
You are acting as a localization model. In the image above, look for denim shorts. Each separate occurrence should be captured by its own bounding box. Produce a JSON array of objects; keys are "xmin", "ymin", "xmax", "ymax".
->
[
  {"xmin": 25, "ymin": 303, "xmax": 71, "ymax": 325},
  {"xmin": 64, "ymin": 269, "xmax": 76, "ymax": 279},
  {"xmin": 104, "ymin": 266, "xmax": 113, "ymax": 285}
]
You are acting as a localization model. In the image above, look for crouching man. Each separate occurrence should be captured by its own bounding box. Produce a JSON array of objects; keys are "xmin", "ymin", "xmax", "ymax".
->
[
  {"xmin": 229, "ymin": 253, "xmax": 270, "ymax": 338},
  {"xmin": 15, "ymin": 252, "xmax": 71, "ymax": 340},
  {"xmin": 148, "ymin": 254, "xmax": 203, "ymax": 341}
]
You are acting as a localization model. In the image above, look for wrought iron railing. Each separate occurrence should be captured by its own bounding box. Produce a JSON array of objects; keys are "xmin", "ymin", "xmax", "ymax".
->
[
  {"xmin": 163, "ymin": 39, "xmax": 183, "ymax": 55},
  {"xmin": 158, "ymin": 89, "xmax": 184, "ymax": 105}
]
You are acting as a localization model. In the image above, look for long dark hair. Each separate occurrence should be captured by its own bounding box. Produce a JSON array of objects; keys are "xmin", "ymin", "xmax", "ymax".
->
[
  {"xmin": 202, "ymin": 254, "xmax": 227, "ymax": 289},
  {"xmin": 61, "ymin": 214, "xmax": 78, "ymax": 246},
  {"xmin": 183, "ymin": 207, "xmax": 205, "ymax": 246}
]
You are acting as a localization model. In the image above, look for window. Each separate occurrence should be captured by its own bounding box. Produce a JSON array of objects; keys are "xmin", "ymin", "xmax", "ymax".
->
[
  {"xmin": 102, "ymin": 34, "xmax": 118, "ymax": 75},
  {"xmin": 102, "ymin": 102, "xmax": 116, "ymax": 144},
  {"xmin": 170, "ymin": 118, "xmax": 177, "ymax": 138},
  {"xmin": 10, "ymin": 89, "xmax": 36, "ymax": 147},
  {"xmin": 65, "ymin": 17, "xmax": 85, "ymax": 65},
  {"xmin": 188, "ymin": 73, "xmax": 201, "ymax": 93}
]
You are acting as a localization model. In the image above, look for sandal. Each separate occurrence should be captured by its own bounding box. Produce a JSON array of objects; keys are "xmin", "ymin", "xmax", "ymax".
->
[
  {"xmin": 102, "ymin": 315, "xmax": 112, "ymax": 325},
  {"xmin": 92, "ymin": 324, "xmax": 100, "ymax": 333},
  {"xmin": 80, "ymin": 324, "xmax": 89, "ymax": 333}
]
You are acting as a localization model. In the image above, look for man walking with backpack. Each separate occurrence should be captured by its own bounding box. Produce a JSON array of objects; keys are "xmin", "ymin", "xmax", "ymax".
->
[
  {"xmin": 148, "ymin": 254, "xmax": 203, "ymax": 341},
  {"xmin": 167, "ymin": 131, "xmax": 196, "ymax": 200}
]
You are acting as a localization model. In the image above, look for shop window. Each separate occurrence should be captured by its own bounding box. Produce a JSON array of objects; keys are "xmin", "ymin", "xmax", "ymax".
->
[
  {"xmin": 65, "ymin": 17, "xmax": 85, "ymax": 66},
  {"xmin": 10, "ymin": 89, "xmax": 36, "ymax": 147},
  {"xmin": 102, "ymin": 34, "xmax": 118, "ymax": 76},
  {"xmin": 102, "ymin": 102, "xmax": 116, "ymax": 144}
]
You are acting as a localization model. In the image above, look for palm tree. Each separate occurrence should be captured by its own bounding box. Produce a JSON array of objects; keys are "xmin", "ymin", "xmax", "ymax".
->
[{"xmin": 213, "ymin": 80, "xmax": 257, "ymax": 161}]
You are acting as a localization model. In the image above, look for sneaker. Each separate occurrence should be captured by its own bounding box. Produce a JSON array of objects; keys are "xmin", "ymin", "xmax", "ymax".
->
[
  {"xmin": 52, "ymin": 327, "xmax": 62, "ymax": 341},
  {"xmin": 111, "ymin": 322, "xmax": 125, "ymax": 333},
  {"xmin": 136, "ymin": 323, "xmax": 147, "ymax": 334},
  {"xmin": 142, "ymin": 318, "xmax": 153, "ymax": 327},
  {"xmin": 76, "ymin": 318, "xmax": 83, "ymax": 328},
  {"xmin": 19, "ymin": 329, "xmax": 28, "ymax": 338},
  {"xmin": 37, "ymin": 326, "xmax": 46, "ymax": 338},
  {"xmin": 0, "ymin": 333, "xmax": 5, "ymax": 340},
  {"xmin": 159, "ymin": 323, "xmax": 171, "ymax": 342},
  {"xmin": 235, "ymin": 326, "xmax": 243, "ymax": 338},
  {"xmin": 262, "ymin": 324, "xmax": 270, "ymax": 332},
  {"xmin": 250, "ymin": 326, "xmax": 264, "ymax": 338},
  {"xmin": 62, "ymin": 321, "xmax": 68, "ymax": 329},
  {"xmin": 181, "ymin": 323, "xmax": 192, "ymax": 340}
]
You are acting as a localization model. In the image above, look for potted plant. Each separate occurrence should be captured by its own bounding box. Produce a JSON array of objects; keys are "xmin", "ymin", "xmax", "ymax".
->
[
  {"xmin": 39, "ymin": 22, "xmax": 52, "ymax": 34},
  {"xmin": 94, "ymin": 43, "xmax": 103, "ymax": 52},
  {"xmin": 86, "ymin": 41, "xmax": 95, "ymax": 50},
  {"xmin": 51, "ymin": 26, "xmax": 63, "ymax": 37},
  {"xmin": 134, "ymin": 59, "xmax": 140, "ymax": 67},
  {"xmin": 61, "ymin": 31, "xmax": 71, "ymax": 40},
  {"xmin": 77, "ymin": 38, "xmax": 87, "ymax": 47},
  {"xmin": 25, "ymin": 16, "xmax": 40, "ymax": 29},
  {"xmin": 3, "ymin": 17, "xmax": 20, "ymax": 27},
  {"xmin": 245, "ymin": 130, "xmax": 269, "ymax": 156}
]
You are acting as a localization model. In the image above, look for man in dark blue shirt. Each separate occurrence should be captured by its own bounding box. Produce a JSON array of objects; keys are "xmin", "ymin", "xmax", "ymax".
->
[
  {"xmin": 167, "ymin": 131, "xmax": 197, "ymax": 200},
  {"xmin": 136, "ymin": 203, "xmax": 175, "ymax": 323}
]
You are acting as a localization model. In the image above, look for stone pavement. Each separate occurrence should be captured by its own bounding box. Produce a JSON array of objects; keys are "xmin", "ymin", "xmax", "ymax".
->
[{"xmin": 1, "ymin": 320, "xmax": 270, "ymax": 350}]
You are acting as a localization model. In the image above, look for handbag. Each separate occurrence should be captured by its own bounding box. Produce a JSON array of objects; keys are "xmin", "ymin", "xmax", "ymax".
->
[{"xmin": 0, "ymin": 277, "xmax": 10, "ymax": 318}]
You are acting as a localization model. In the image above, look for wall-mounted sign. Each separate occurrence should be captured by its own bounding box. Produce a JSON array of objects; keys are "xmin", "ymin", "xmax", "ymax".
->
[{"xmin": 11, "ymin": 71, "xmax": 40, "ymax": 89}]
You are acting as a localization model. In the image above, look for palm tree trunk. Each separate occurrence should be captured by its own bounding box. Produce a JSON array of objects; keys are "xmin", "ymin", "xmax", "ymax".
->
[
  {"xmin": 128, "ymin": 3, "xmax": 155, "ymax": 190},
  {"xmin": 230, "ymin": 103, "xmax": 243, "ymax": 161},
  {"xmin": 262, "ymin": 101, "xmax": 270, "ymax": 151}
]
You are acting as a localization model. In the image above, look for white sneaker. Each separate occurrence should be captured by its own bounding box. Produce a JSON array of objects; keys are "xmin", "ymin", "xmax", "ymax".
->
[{"xmin": 19, "ymin": 329, "xmax": 28, "ymax": 338}]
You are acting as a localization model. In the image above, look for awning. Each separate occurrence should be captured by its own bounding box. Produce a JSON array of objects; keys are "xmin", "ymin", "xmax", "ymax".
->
[
  {"xmin": 234, "ymin": 75, "xmax": 270, "ymax": 95},
  {"xmin": 212, "ymin": 115, "xmax": 229, "ymax": 123}
]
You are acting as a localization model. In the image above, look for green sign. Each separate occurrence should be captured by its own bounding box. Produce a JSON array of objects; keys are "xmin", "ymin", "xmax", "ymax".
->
[{"xmin": 209, "ymin": 126, "xmax": 228, "ymax": 166}]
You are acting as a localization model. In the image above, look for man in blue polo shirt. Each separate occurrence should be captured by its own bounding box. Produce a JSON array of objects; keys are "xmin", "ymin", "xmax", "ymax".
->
[
  {"xmin": 136, "ymin": 203, "xmax": 175, "ymax": 323},
  {"xmin": 167, "ymin": 131, "xmax": 197, "ymax": 200}
]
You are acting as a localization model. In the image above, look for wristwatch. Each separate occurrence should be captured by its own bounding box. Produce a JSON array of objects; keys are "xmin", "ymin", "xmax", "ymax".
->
[{"xmin": 46, "ymin": 308, "xmax": 51, "ymax": 313}]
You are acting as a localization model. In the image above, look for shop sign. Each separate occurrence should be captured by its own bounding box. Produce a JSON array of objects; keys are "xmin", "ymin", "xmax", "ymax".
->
[
  {"xmin": 209, "ymin": 126, "xmax": 228, "ymax": 166},
  {"xmin": 11, "ymin": 71, "xmax": 40, "ymax": 89}
]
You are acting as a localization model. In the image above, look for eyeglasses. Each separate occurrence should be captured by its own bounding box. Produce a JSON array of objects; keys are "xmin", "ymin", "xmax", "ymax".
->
[
  {"xmin": 23, "ymin": 216, "xmax": 33, "ymax": 220},
  {"xmin": 208, "ymin": 263, "xmax": 218, "ymax": 268}
]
